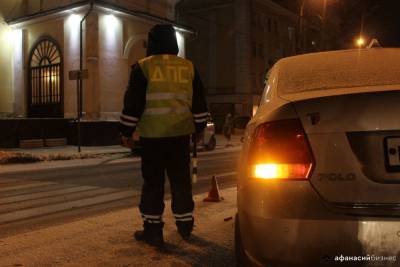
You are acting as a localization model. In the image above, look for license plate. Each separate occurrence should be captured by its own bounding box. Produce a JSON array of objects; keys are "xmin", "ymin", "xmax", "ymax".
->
[{"xmin": 384, "ymin": 136, "xmax": 400, "ymax": 172}]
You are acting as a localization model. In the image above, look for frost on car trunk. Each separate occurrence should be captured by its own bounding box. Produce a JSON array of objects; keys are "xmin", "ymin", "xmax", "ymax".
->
[{"xmin": 276, "ymin": 48, "xmax": 400, "ymax": 101}]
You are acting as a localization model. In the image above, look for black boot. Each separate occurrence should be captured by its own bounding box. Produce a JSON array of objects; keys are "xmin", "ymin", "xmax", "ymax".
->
[
  {"xmin": 176, "ymin": 219, "xmax": 194, "ymax": 241},
  {"xmin": 134, "ymin": 222, "xmax": 164, "ymax": 248},
  {"xmin": 177, "ymin": 228, "xmax": 191, "ymax": 241}
]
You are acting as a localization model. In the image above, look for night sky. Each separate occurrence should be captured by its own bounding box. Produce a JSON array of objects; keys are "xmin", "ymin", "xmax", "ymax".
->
[
  {"xmin": 273, "ymin": 0, "xmax": 400, "ymax": 49},
  {"xmin": 340, "ymin": 0, "xmax": 400, "ymax": 48}
]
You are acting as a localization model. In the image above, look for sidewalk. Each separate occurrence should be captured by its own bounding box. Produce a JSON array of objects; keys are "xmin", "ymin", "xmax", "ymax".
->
[
  {"xmin": 0, "ymin": 134, "xmax": 242, "ymax": 164},
  {"xmin": 2, "ymin": 134, "xmax": 242, "ymax": 155},
  {"xmin": 0, "ymin": 187, "xmax": 237, "ymax": 267},
  {"xmin": 1, "ymin": 144, "xmax": 131, "ymax": 157}
]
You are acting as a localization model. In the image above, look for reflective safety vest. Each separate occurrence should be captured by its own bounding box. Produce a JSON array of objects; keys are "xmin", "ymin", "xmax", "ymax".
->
[{"xmin": 137, "ymin": 55, "xmax": 195, "ymax": 138}]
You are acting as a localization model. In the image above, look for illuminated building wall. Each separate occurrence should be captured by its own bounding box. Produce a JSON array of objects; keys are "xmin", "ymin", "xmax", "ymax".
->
[
  {"xmin": 98, "ymin": 13, "xmax": 125, "ymax": 120},
  {"xmin": 0, "ymin": 13, "xmax": 14, "ymax": 115},
  {"xmin": 64, "ymin": 13, "xmax": 82, "ymax": 118},
  {"xmin": 0, "ymin": 1, "xmax": 189, "ymax": 120}
]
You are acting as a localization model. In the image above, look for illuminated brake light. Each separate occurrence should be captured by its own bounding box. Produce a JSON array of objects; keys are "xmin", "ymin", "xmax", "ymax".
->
[
  {"xmin": 254, "ymin": 164, "xmax": 282, "ymax": 179},
  {"xmin": 253, "ymin": 163, "xmax": 312, "ymax": 179},
  {"xmin": 248, "ymin": 119, "xmax": 314, "ymax": 180}
]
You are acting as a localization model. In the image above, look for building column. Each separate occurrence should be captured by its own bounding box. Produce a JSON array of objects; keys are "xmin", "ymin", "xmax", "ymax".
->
[
  {"xmin": 98, "ymin": 13, "xmax": 124, "ymax": 120},
  {"xmin": 64, "ymin": 14, "xmax": 80, "ymax": 118},
  {"xmin": 84, "ymin": 12, "xmax": 100, "ymax": 120},
  {"xmin": 12, "ymin": 29, "xmax": 25, "ymax": 117}
]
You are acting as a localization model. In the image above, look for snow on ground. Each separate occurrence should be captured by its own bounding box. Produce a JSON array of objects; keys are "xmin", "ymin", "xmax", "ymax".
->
[
  {"xmin": 0, "ymin": 151, "xmax": 42, "ymax": 164},
  {"xmin": 0, "ymin": 150, "xmax": 103, "ymax": 164},
  {"xmin": 0, "ymin": 134, "xmax": 242, "ymax": 166},
  {"xmin": 0, "ymin": 187, "xmax": 237, "ymax": 267}
]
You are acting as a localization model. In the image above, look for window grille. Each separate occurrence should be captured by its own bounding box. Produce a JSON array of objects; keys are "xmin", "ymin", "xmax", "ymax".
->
[{"xmin": 28, "ymin": 38, "xmax": 63, "ymax": 117}]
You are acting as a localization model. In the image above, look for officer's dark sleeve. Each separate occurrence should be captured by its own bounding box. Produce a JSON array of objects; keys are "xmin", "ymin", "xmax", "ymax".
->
[
  {"xmin": 192, "ymin": 67, "xmax": 209, "ymax": 133},
  {"xmin": 119, "ymin": 63, "xmax": 147, "ymax": 137}
]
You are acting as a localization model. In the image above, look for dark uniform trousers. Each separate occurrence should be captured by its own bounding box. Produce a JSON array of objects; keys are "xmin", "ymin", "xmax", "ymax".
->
[{"xmin": 139, "ymin": 135, "xmax": 194, "ymax": 232}]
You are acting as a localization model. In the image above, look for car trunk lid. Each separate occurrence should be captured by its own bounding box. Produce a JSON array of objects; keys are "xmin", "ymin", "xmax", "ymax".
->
[{"xmin": 288, "ymin": 91, "xmax": 400, "ymax": 215}]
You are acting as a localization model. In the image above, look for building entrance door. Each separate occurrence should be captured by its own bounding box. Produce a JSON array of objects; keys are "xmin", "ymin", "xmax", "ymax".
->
[{"xmin": 28, "ymin": 37, "xmax": 63, "ymax": 118}]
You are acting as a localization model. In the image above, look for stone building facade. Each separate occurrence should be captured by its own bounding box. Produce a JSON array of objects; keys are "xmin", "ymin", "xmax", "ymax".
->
[
  {"xmin": 176, "ymin": 0, "xmax": 338, "ymax": 130},
  {"xmin": 0, "ymin": 0, "xmax": 190, "ymax": 120},
  {"xmin": 0, "ymin": 0, "xmax": 191, "ymax": 147},
  {"xmin": 177, "ymin": 0, "xmax": 299, "ymax": 126}
]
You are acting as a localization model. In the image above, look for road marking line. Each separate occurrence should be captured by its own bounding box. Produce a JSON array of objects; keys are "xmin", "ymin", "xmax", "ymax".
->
[
  {"xmin": 106, "ymin": 147, "xmax": 241, "ymax": 165},
  {"xmin": 0, "ymin": 185, "xmax": 99, "ymax": 205},
  {"xmin": 1, "ymin": 184, "xmax": 78, "ymax": 198},
  {"xmin": 194, "ymin": 172, "xmax": 237, "ymax": 182},
  {"xmin": 199, "ymin": 147, "xmax": 241, "ymax": 156},
  {"xmin": 198, "ymin": 154, "xmax": 238, "ymax": 162},
  {"xmin": 0, "ymin": 178, "xmax": 17, "ymax": 184},
  {"xmin": 0, "ymin": 190, "xmax": 139, "ymax": 224},
  {"xmin": 0, "ymin": 188, "xmax": 120, "ymax": 214},
  {"xmin": 0, "ymin": 182, "xmax": 57, "ymax": 193}
]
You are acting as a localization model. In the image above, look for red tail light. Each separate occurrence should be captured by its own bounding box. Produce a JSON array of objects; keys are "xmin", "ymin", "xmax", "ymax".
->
[{"xmin": 248, "ymin": 119, "xmax": 314, "ymax": 180}]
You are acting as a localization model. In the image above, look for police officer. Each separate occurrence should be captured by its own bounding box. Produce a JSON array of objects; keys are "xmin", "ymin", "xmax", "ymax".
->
[{"xmin": 120, "ymin": 24, "xmax": 208, "ymax": 248}]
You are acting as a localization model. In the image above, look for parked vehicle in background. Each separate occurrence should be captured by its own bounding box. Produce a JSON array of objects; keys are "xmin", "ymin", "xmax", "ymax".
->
[
  {"xmin": 198, "ymin": 115, "xmax": 216, "ymax": 151},
  {"xmin": 236, "ymin": 48, "xmax": 400, "ymax": 267},
  {"xmin": 132, "ymin": 115, "xmax": 216, "ymax": 153}
]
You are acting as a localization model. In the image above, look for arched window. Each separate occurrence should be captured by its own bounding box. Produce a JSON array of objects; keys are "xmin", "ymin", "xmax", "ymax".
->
[{"xmin": 28, "ymin": 37, "xmax": 63, "ymax": 117}]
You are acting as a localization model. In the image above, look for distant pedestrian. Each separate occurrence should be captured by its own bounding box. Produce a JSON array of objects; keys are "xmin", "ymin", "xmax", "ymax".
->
[
  {"xmin": 119, "ymin": 24, "xmax": 208, "ymax": 248},
  {"xmin": 223, "ymin": 113, "xmax": 233, "ymax": 141}
]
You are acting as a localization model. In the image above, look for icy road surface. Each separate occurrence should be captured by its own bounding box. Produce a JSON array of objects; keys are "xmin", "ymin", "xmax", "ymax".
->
[{"xmin": 0, "ymin": 187, "xmax": 237, "ymax": 267}]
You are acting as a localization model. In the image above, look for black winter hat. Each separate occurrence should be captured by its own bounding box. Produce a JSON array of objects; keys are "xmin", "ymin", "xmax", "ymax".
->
[{"xmin": 146, "ymin": 24, "xmax": 179, "ymax": 56}]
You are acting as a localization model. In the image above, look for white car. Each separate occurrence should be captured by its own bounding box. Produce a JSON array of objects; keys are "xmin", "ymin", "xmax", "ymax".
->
[
  {"xmin": 236, "ymin": 48, "xmax": 400, "ymax": 267},
  {"xmin": 196, "ymin": 116, "xmax": 216, "ymax": 151}
]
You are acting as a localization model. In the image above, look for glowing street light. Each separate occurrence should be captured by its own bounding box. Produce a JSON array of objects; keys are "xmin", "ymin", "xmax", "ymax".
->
[{"xmin": 356, "ymin": 37, "xmax": 366, "ymax": 48}]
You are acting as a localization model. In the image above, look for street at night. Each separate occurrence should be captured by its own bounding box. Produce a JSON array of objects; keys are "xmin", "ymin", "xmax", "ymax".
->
[
  {"xmin": 0, "ymin": 147, "xmax": 239, "ymax": 232},
  {"xmin": 2, "ymin": 0, "xmax": 400, "ymax": 266},
  {"xmin": 0, "ymin": 146, "xmax": 240, "ymax": 266}
]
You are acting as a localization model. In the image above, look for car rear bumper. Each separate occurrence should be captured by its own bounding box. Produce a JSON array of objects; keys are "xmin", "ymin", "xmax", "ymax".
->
[{"xmin": 237, "ymin": 181, "xmax": 400, "ymax": 267}]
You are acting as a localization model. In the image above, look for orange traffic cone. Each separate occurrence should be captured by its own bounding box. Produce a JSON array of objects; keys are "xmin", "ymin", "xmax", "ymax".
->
[{"xmin": 203, "ymin": 175, "xmax": 224, "ymax": 202}]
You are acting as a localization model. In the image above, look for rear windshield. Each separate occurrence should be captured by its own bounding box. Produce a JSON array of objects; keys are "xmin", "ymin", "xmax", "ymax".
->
[{"xmin": 277, "ymin": 49, "xmax": 400, "ymax": 95}]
